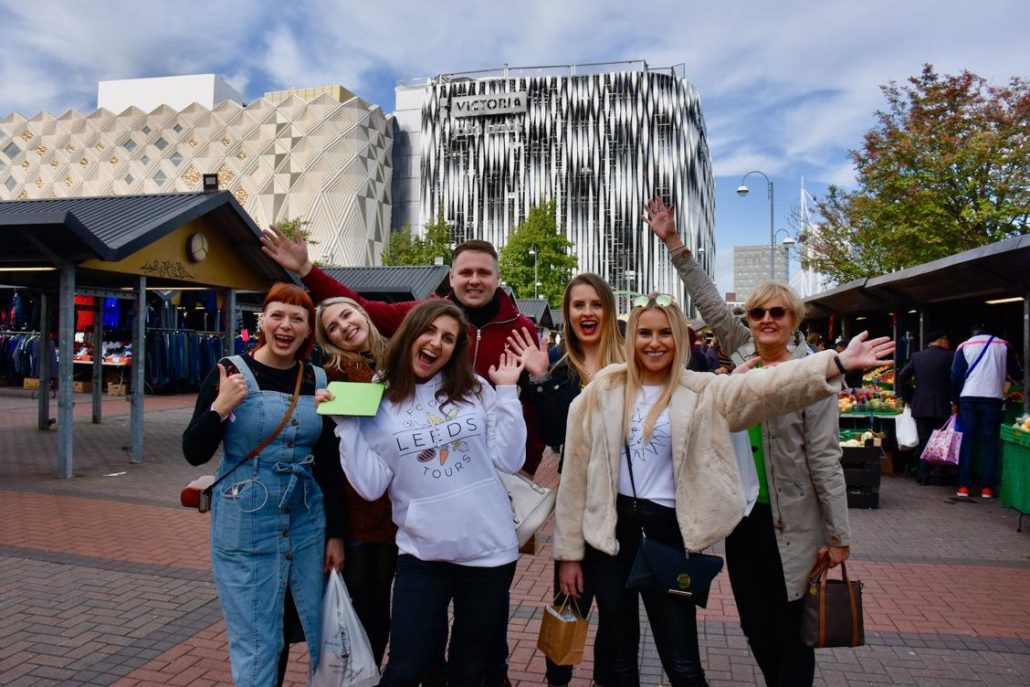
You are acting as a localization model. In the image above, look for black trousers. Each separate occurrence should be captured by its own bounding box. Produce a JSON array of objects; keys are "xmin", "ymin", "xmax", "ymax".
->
[
  {"xmin": 584, "ymin": 495, "xmax": 708, "ymax": 687},
  {"xmin": 725, "ymin": 503, "xmax": 814, "ymax": 687},
  {"xmin": 380, "ymin": 555, "xmax": 516, "ymax": 687}
]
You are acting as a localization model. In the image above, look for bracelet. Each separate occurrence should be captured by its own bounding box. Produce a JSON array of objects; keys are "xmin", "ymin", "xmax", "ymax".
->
[
  {"xmin": 833, "ymin": 355, "xmax": 848, "ymax": 376},
  {"xmin": 668, "ymin": 244, "xmax": 689, "ymax": 258}
]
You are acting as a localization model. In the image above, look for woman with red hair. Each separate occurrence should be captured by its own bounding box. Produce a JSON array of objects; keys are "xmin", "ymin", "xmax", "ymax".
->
[{"xmin": 183, "ymin": 283, "xmax": 344, "ymax": 687}]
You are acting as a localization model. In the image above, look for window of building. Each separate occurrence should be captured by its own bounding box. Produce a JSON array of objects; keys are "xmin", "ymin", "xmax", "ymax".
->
[
  {"xmin": 124, "ymin": 174, "xmax": 134, "ymax": 184},
  {"xmin": 154, "ymin": 170, "xmax": 167, "ymax": 185},
  {"xmin": 3, "ymin": 141, "xmax": 20, "ymax": 159},
  {"xmin": 123, "ymin": 138, "xmax": 137, "ymax": 152},
  {"xmin": 4, "ymin": 176, "xmax": 16, "ymax": 191},
  {"xmin": 173, "ymin": 123, "xmax": 183, "ymax": 134},
  {"xmin": 155, "ymin": 138, "xmax": 168, "ymax": 151},
  {"xmin": 142, "ymin": 125, "xmax": 151, "ymax": 135},
  {"xmin": 170, "ymin": 152, "xmax": 183, "ymax": 166},
  {"xmin": 141, "ymin": 155, "xmax": 150, "ymax": 165}
]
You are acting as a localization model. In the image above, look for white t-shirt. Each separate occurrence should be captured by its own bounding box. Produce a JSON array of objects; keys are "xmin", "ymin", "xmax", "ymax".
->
[{"xmin": 618, "ymin": 385, "xmax": 676, "ymax": 508}]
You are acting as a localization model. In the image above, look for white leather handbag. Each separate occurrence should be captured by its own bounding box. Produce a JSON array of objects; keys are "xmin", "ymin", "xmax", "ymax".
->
[{"xmin": 498, "ymin": 471, "xmax": 557, "ymax": 549}]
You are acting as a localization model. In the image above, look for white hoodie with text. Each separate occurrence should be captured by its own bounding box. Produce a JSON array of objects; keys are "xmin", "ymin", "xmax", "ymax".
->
[{"xmin": 335, "ymin": 374, "xmax": 526, "ymax": 567}]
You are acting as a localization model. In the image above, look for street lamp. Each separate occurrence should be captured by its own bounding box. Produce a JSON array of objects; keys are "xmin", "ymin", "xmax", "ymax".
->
[
  {"xmin": 528, "ymin": 243, "xmax": 539, "ymax": 299},
  {"xmin": 624, "ymin": 269, "xmax": 637, "ymax": 312},
  {"xmin": 774, "ymin": 229, "xmax": 796, "ymax": 282},
  {"xmin": 737, "ymin": 171, "xmax": 775, "ymax": 279}
]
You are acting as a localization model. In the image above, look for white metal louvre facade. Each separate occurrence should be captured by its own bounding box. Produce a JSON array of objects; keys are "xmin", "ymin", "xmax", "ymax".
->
[
  {"xmin": 0, "ymin": 91, "xmax": 393, "ymax": 267},
  {"xmin": 399, "ymin": 63, "xmax": 715, "ymax": 309}
]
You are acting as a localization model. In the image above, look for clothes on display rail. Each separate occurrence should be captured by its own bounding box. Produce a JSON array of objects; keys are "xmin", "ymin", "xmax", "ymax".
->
[{"xmin": 0, "ymin": 332, "xmax": 57, "ymax": 381}]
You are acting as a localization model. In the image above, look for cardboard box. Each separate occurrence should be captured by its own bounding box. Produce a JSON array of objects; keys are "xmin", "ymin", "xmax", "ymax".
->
[
  {"xmin": 73, "ymin": 381, "xmax": 93, "ymax": 393},
  {"xmin": 107, "ymin": 382, "xmax": 127, "ymax": 396},
  {"xmin": 23, "ymin": 377, "xmax": 40, "ymax": 390}
]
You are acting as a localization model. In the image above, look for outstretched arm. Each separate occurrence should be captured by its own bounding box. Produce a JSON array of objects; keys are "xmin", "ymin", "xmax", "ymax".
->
[
  {"xmin": 261, "ymin": 224, "xmax": 419, "ymax": 337},
  {"xmin": 642, "ymin": 196, "xmax": 752, "ymax": 358}
]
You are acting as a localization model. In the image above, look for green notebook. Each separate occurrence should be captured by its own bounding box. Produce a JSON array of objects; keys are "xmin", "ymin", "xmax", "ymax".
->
[{"xmin": 317, "ymin": 381, "xmax": 385, "ymax": 417}]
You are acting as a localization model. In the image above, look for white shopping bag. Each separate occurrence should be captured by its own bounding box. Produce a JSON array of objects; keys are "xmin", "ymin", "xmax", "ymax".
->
[
  {"xmin": 895, "ymin": 407, "xmax": 919, "ymax": 450},
  {"xmin": 730, "ymin": 430, "xmax": 760, "ymax": 517},
  {"xmin": 310, "ymin": 570, "xmax": 380, "ymax": 687}
]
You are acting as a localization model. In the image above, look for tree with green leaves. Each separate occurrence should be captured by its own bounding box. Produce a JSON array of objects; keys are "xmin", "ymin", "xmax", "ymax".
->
[
  {"xmin": 498, "ymin": 199, "xmax": 577, "ymax": 306},
  {"xmin": 382, "ymin": 209, "xmax": 454, "ymax": 266},
  {"xmin": 806, "ymin": 65, "xmax": 1029, "ymax": 283}
]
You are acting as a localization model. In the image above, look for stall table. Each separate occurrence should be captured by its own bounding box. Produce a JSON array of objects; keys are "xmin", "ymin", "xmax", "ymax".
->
[{"xmin": 999, "ymin": 425, "xmax": 1030, "ymax": 532}]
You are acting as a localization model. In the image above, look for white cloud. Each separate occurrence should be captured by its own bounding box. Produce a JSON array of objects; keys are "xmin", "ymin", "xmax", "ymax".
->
[{"xmin": 2, "ymin": 0, "xmax": 1028, "ymax": 262}]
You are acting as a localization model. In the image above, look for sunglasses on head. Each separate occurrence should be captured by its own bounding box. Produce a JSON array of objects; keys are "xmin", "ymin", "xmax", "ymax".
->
[
  {"xmin": 747, "ymin": 306, "xmax": 789, "ymax": 321},
  {"xmin": 633, "ymin": 294, "xmax": 674, "ymax": 308}
]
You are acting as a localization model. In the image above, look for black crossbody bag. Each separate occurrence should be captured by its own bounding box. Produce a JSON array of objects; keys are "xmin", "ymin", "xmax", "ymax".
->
[{"xmin": 622, "ymin": 442, "xmax": 724, "ymax": 608}]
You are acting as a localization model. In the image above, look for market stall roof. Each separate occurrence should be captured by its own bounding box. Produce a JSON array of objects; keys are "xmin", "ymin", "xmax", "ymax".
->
[
  {"xmin": 805, "ymin": 234, "xmax": 1030, "ymax": 316},
  {"xmin": 320, "ymin": 265, "xmax": 451, "ymax": 302},
  {"xmin": 0, "ymin": 191, "xmax": 295, "ymax": 290},
  {"xmin": 515, "ymin": 299, "xmax": 554, "ymax": 329}
]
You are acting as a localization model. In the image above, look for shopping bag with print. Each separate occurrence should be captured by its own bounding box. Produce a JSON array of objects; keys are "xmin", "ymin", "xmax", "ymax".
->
[
  {"xmin": 310, "ymin": 570, "xmax": 379, "ymax": 687},
  {"xmin": 919, "ymin": 415, "xmax": 962, "ymax": 466}
]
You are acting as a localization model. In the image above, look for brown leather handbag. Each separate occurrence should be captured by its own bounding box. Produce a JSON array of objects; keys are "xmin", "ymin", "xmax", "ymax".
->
[
  {"xmin": 801, "ymin": 561, "xmax": 864, "ymax": 648},
  {"xmin": 181, "ymin": 362, "xmax": 304, "ymax": 512}
]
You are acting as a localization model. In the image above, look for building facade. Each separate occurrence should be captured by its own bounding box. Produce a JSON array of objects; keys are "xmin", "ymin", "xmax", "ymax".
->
[
  {"xmin": 733, "ymin": 244, "xmax": 789, "ymax": 302},
  {"xmin": 0, "ymin": 77, "xmax": 393, "ymax": 267},
  {"xmin": 393, "ymin": 61, "xmax": 715, "ymax": 309}
]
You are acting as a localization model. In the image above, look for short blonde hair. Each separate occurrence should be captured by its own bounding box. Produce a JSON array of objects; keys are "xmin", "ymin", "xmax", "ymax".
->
[{"xmin": 744, "ymin": 281, "xmax": 804, "ymax": 330}]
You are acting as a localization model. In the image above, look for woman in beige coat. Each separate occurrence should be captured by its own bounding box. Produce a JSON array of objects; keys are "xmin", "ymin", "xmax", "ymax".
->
[
  {"xmin": 553, "ymin": 295, "xmax": 892, "ymax": 687},
  {"xmin": 645, "ymin": 196, "xmax": 853, "ymax": 686}
]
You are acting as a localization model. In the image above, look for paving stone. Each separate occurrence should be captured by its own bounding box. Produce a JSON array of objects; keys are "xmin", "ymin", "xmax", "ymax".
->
[{"xmin": 2, "ymin": 393, "xmax": 1030, "ymax": 685}]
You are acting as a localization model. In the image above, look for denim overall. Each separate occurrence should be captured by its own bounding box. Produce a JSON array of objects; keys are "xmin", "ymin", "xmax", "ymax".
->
[{"xmin": 211, "ymin": 356, "xmax": 327, "ymax": 686}]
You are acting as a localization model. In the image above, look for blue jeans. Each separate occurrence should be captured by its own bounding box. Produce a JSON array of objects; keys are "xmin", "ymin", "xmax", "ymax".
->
[
  {"xmin": 380, "ymin": 555, "xmax": 516, "ymax": 687},
  {"xmin": 584, "ymin": 496, "xmax": 708, "ymax": 687},
  {"xmin": 958, "ymin": 397, "xmax": 1003, "ymax": 488}
]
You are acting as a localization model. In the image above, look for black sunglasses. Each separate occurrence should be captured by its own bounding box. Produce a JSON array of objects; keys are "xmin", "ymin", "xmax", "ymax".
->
[{"xmin": 747, "ymin": 306, "xmax": 788, "ymax": 321}]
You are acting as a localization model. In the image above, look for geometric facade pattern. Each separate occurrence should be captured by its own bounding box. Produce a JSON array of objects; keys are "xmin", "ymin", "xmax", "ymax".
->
[
  {"xmin": 0, "ymin": 89, "xmax": 393, "ymax": 267},
  {"xmin": 394, "ymin": 62, "xmax": 715, "ymax": 308}
]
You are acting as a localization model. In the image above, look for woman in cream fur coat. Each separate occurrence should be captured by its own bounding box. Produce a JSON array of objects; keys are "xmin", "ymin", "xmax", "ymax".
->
[{"xmin": 552, "ymin": 296, "xmax": 892, "ymax": 687}]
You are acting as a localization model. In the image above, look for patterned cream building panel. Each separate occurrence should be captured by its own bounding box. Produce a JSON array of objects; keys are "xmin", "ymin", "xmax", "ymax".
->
[{"xmin": 0, "ymin": 90, "xmax": 393, "ymax": 267}]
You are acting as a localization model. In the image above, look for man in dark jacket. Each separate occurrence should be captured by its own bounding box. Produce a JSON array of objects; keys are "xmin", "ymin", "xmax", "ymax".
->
[{"xmin": 897, "ymin": 330, "xmax": 953, "ymax": 484}]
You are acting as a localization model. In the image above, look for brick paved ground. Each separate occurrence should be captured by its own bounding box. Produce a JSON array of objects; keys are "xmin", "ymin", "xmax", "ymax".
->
[{"xmin": 1, "ymin": 386, "xmax": 1028, "ymax": 686}]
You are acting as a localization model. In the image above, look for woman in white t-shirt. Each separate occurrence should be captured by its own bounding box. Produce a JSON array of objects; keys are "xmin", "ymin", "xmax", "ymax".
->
[
  {"xmin": 553, "ymin": 295, "xmax": 893, "ymax": 686},
  {"xmin": 332, "ymin": 299, "xmax": 527, "ymax": 687}
]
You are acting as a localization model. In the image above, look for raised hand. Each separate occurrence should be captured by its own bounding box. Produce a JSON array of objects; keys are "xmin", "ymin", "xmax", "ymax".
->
[
  {"xmin": 488, "ymin": 350, "xmax": 526, "ymax": 386},
  {"xmin": 506, "ymin": 327, "xmax": 550, "ymax": 377},
  {"xmin": 641, "ymin": 196, "xmax": 678, "ymax": 242},
  {"xmin": 260, "ymin": 224, "xmax": 313, "ymax": 276},
  {"xmin": 839, "ymin": 332, "xmax": 895, "ymax": 371},
  {"xmin": 212, "ymin": 362, "xmax": 248, "ymax": 417}
]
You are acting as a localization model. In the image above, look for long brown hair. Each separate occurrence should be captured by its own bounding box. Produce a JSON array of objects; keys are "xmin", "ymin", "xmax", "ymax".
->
[
  {"xmin": 380, "ymin": 300, "xmax": 481, "ymax": 407},
  {"xmin": 257, "ymin": 282, "xmax": 316, "ymax": 359},
  {"xmin": 315, "ymin": 296, "xmax": 386, "ymax": 373},
  {"xmin": 560, "ymin": 273, "xmax": 624, "ymax": 382}
]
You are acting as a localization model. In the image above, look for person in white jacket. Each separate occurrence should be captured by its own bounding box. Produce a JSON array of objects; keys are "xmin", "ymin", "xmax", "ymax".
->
[
  {"xmin": 333, "ymin": 299, "xmax": 527, "ymax": 687},
  {"xmin": 554, "ymin": 295, "xmax": 893, "ymax": 687}
]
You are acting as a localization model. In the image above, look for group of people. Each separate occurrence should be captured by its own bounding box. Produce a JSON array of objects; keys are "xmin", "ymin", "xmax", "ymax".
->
[
  {"xmin": 182, "ymin": 197, "xmax": 895, "ymax": 687},
  {"xmin": 898, "ymin": 325, "xmax": 1021, "ymax": 497}
]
